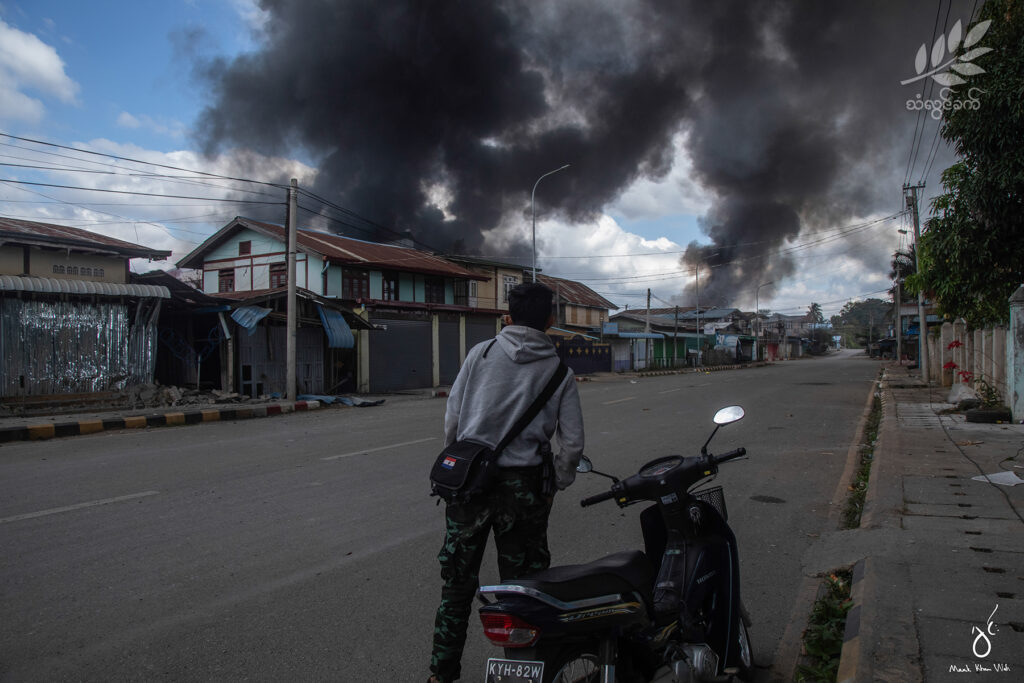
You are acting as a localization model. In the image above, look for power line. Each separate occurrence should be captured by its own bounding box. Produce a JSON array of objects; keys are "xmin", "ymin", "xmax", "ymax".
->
[
  {"xmin": 0, "ymin": 178, "xmax": 284, "ymax": 204},
  {"xmin": 0, "ymin": 132, "xmax": 288, "ymax": 189}
]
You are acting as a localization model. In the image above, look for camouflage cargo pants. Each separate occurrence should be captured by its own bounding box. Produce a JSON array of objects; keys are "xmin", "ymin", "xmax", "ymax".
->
[{"xmin": 429, "ymin": 467, "xmax": 553, "ymax": 683}]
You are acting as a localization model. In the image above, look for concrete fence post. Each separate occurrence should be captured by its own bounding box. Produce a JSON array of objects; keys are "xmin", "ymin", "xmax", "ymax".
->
[
  {"xmin": 941, "ymin": 322, "xmax": 955, "ymax": 386},
  {"xmin": 1008, "ymin": 286, "xmax": 1024, "ymax": 421},
  {"xmin": 929, "ymin": 330, "xmax": 941, "ymax": 384},
  {"xmin": 993, "ymin": 326, "xmax": 1007, "ymax": 403},
  {"xmin": 972, "ymin": 328, "xmax": 983, "ymax": 379},
  {"xmin": 982, "ymin": 328, "xmax": 994, "ymax": 386},
  {"xmin": 953, "ymin": 319, "xmax": 967, "ymax": 383}
]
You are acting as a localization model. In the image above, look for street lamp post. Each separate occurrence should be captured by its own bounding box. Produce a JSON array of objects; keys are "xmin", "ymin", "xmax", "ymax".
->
[
  {"xmin": 531, "ymin": 164, "xmax": 570, "ymax": 282},
  {"xmin": 755, "ymin": 281, "xmax": 774, "ymax": 361}
]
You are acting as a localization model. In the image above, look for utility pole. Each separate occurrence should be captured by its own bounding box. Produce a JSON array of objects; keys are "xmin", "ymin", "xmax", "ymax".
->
[
  {"xmin": 895, "ymin": 251, "xmax": 902, "ymax": 363},
  {"xmin": 286, "ymin": 178, "xmax": 298, "ymax": 401},
  {"xmin": 673, "ymin": 306, "xmax": 679, "ymax": 368},
  {"xmin": 645, "ymin": 288, "xmax": 652, "ymax": 369},
  {"xmin": 695, "ymin": 266, "xmax": 701, "ymax": 367},
  {"xmin": 905, "ymin": 183, "xmax": 929, "ymax": 383}
]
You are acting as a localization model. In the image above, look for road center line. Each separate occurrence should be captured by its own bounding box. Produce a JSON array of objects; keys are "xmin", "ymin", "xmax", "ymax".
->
[
  {"xmin": 658, "ymin": 388, "xmax": 682, "ymax": 395},
  {"xmin": 323, "ymin": 436, "xmax": 438, "ymax": 461},
  {"xmin": 0, "ymin": 490, "xmax": 160, "ymax": 525},
  {"xmin": 602, "ymin": 397, "xmax": 636, "ymax": 406}
]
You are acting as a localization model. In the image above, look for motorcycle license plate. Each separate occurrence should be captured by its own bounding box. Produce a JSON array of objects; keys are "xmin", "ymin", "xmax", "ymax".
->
[{"xmin": 485, "ymin": 657, "xmax": 544, "ymax": 682}]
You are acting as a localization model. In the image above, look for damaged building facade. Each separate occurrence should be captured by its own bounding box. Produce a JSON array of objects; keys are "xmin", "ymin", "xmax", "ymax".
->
[
  {"xmin": 0, "ymin": 218, "xmax": 171, "ymax": 402},
  {"xmin": 178, "ymin": 217, "xmax": 496, "ymax": 395}
]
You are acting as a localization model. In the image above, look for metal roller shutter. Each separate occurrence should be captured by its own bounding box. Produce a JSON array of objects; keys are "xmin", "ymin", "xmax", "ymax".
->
[{"xmin": 369, "ymin": 317, "xmax": 432, "ymax": 392}]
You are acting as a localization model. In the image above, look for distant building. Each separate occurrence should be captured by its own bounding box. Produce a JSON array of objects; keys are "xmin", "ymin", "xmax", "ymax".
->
[{"xmin": 0, "ymin": 217, "xmax": 171, "ymax": 399}]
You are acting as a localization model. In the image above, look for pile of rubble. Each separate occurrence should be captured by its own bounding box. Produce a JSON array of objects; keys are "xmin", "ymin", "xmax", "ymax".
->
[{"xmin": 122, "ymin": 383, "xmax": 275, "ymax": 409}]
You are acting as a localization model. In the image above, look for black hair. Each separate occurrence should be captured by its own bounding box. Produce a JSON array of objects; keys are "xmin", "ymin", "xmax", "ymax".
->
[{"xmin": 508, "ymin": 282, "xmax": 554, "ymax": 331}]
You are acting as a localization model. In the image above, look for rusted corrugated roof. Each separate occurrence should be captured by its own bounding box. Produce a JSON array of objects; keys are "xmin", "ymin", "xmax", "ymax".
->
[
  {"xmin": 183, "ymin": 217, "xmax": 485, "ymax": 281},
  {"xmin": 536, "ymin": 274, "xmax": 617, "ymax": 310},
  {"xmin": 0, "ymin": 217, "xmax": 171, "ymax": 259}
]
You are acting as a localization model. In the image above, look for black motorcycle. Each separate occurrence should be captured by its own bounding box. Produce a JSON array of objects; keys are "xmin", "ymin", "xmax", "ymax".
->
[{"xmin": 478, "ymin": 405, "xmax": 752, "ymax": 683}]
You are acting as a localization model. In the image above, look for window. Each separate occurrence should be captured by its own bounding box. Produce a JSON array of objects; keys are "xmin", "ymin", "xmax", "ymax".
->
[
  {"xmin": 239, "ymin": 240, "xmax": 251, "ymax": 256},
  {"xmin": 454, "ymin": 280, "xmax": 479, "ymax": 307},
  {"xmin": 382, "ymin": 272, "xmax": 399, "ymax": 301},
  {"xmin": 503, "ymin": 275, "xmax": 519, "ymax": 303},
  {"xmin": 425, "ymin": 277, "xmax": 445, "ymax": 304},
  {"xmin": 342, "ymin": 270, "xmax": 369, "ymax": 300},
  {"xmin": 218, "ymin": 268, "xmax": 235, "ymax": 293},
  {"xmin": 269, "ymin": 262, "xmax": 287, "ymax": 289}
]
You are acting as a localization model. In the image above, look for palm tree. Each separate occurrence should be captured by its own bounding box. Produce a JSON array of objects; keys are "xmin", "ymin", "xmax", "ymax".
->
[
  {"xmin": 806, "ymin": 302, "xmax": 824, "ymax": 324},
  {"xmin": 889, "ymin": 245, "xmax": 916, "ymax": 301}
]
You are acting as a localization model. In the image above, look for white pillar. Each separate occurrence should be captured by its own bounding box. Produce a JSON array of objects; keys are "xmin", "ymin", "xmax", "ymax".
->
[
  {"xmin": 1008, "ymin": 287, "xmax": 1024, "ymax": 421},
  {"xmin": 941, "ymin": 322, "xmax": 955, "ymax": 387}
]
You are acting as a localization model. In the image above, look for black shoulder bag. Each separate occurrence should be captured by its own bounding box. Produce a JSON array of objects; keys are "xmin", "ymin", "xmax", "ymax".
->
[{"xmin": 430, "ymin": 359, "xmax": 568, "ymax": 505}]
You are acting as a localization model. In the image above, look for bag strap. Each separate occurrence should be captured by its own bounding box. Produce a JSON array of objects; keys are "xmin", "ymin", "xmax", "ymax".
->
[{"xmin": 493, "ymin": 360, "xmax": 568, "ymax": 455}]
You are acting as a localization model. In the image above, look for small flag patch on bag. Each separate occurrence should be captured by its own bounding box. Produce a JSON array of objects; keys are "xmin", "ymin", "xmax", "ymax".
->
[{"xmin": 442, "ymin": 456, "xmax": 457, "ymax": 469}]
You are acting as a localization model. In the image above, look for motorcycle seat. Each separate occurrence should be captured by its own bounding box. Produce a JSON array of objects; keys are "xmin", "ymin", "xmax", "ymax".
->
[{"xmin": 511, "ymin": 550, "xmax": 654, "ymax": 604}]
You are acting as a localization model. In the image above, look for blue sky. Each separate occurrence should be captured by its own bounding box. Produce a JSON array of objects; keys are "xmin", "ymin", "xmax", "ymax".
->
[
  {"xmin": 0, "ymin": 1, "xmax": 911, "ymax": 317},
  {"xmin": 1, "ymin": 0, "xmax": 260, "ymax": 150}
]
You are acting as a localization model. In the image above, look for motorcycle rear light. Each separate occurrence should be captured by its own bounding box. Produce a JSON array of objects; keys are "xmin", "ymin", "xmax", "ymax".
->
[{"xmin": 479, "ymin": 613, "xmax": 541, "ymax": 648}]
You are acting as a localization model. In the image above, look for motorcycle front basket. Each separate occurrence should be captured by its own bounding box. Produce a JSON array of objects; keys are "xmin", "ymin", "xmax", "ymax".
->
[{"xmin": 693, "ymin": 486, "xmax": 727, "ymax": 521}]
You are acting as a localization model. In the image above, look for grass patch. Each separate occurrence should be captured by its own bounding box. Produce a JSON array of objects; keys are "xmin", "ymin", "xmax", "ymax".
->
[
  {"xmin": 796, "ymin": 570, "xmax": 854, "ymax": 683},
  {"xmin": 841, "ymin": 383, "xmax": 882, "ymax": 529}
]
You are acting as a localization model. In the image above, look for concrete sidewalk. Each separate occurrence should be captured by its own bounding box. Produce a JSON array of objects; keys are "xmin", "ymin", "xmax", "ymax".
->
[{"xmin": 824, "ymin": 363, "xmax": 1023, "ymax": 681}]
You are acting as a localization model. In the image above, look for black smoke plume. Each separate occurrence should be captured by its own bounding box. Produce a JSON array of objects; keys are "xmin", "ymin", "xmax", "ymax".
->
[{"xmin": 195, "ymin": 0, "xmax": 975, "ymax": 302}]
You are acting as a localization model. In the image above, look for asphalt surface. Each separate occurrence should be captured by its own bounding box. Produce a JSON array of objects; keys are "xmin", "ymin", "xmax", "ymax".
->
[{"xmin": 0, "ymin": 352, "xmax": 888, "ymax": 682}]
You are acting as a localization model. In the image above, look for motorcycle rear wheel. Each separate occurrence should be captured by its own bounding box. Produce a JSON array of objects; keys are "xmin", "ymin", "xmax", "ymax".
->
[{"xmin": 547, "ymin": 646, "xmax": 620, "ymax": 683}]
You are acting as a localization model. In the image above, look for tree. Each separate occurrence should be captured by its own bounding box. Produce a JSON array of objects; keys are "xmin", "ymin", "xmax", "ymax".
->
[
  {"xmin": 911, "ymin": 0, "xmax": 1024, "ymax": 326},
  {"xmin": 888, "ymin": 245, "xmax": 916, "ymax": 302},
  {"xmin": 829, "ymin": 299, "xmax": 891, "ymax": 348},
  {"xmin": 805, "ymin": 302, "xmax": 824, "ymax": 324}
]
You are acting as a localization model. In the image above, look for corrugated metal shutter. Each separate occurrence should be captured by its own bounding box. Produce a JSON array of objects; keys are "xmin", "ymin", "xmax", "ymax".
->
[
  {"xmin": 466, "ymin": 315, "xmax": 497, "ymax": 350},
  {"xmin": 438, "ymin": 317, "xmax": 460, "ymax": 385},
  {"xmin": 369, "ymin": 317, "xmax": 432, "ymax": 392},
  {"xmin": 238, "ymin": 325, "xmax": 323, "ymax": 397}
]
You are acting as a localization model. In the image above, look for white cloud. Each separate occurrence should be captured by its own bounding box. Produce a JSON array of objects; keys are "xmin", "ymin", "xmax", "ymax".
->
[
  {"xmin": 610, "ymin": 132, "xmax": 712, "ymax": 220},
  {"xmin": 0, "ymin": 139, "xmax": 317, "ymax": 269},
  {"xmin": 0, "ymin": 18, "xmax": 78, "ymax": 123},
  {"xmin": 116, "ymin": 111, "xmax": 185, "ymax": 138},
  {"xmin": 117, "ymin": 111, "xmax": 141, "ymax": 128}
]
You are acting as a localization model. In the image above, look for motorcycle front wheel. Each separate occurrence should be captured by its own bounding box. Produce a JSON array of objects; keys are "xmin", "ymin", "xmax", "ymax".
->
[{"xmin": 734, "ymin": 618, "xmax": 754, "ymax": 681}]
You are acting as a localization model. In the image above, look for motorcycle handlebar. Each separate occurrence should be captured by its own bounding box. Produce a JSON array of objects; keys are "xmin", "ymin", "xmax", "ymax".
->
[
  {"xmin": 713, "ymin": 447, "xmax": 746, "ymax": 464},
  {"xmin": 580, "ymin": 488, "xmax": 620, "ymax": 507}
]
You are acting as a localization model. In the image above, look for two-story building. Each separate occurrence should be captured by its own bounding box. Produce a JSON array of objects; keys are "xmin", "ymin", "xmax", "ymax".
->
[
  {"xmin": 0, "ymin": 217, "xmax": 171, "ymax": 401},
  {"xmin": 177, "ymin": 217, "xmax": 494, "ymax": 394}
]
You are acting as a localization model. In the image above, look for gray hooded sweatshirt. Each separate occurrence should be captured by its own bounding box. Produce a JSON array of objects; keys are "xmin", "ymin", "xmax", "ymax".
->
[{"xmin": 443, "ymin": 325, "xmax": 585, "ymax": 490}]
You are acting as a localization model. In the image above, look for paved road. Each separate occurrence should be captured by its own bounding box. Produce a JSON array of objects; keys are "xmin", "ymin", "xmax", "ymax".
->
[{"xmin": 0, "ymin": 350, "xmax": 880, "ymax": 681}]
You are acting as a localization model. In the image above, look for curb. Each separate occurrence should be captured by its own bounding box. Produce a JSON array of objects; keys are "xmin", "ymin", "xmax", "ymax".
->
[
  {"xmin": 0, "ymin": 400, "xmax": 321, "ymax": 444},
  {"xmin": 837, "ymin": 558, "xmax": 867, "ymax": 683}
]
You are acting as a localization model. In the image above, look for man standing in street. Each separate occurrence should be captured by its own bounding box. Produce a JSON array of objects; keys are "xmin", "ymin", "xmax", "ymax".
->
[{"xmin": 428, "ymin": 282, "xmax": 585, "ymax": 683}]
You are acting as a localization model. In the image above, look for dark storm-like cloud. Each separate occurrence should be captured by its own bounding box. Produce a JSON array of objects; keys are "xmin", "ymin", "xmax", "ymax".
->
[{"xmin": 194, "ymin": 0, "xmax": 974, "ymax": 294}]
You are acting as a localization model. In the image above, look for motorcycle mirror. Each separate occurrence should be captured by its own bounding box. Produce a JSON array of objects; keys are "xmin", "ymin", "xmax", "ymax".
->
[
  {"xmin": 576, "ymin": 456, "xmax": 594, "ymax": 473},
  {"xmin": 713, "ymin": 405, "xmax": 745, "ymax": 426}
]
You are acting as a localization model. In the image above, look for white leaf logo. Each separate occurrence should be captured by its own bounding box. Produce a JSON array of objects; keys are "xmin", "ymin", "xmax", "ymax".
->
[
  {"xmin": 963, "ymin": 19, "xmax": 992, "ymax": 48},
  {"xmin": 948, "ymin": 20, "xmax": 963, "ymax": 53},
  {"xmin": 931, "ymin": 35, "xmax": 946, "ymax": 68},
  {"xmin": 901, "ymin": 17, "xmax": 993, "ymax": 87},
  {"xmin": 915, "ymin": 44, "xmax": 928, "ymax": 74},
  {"xmin": 951, "ymin": 62, "xmax": 986, "ymax": 76},
  {"xmin": 961, "ymin": 47, "xmax": 993, "ymax": 61},
  {"xmin": 933, "ymin": 71, "xmax": 967, "ymax": 86}
]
